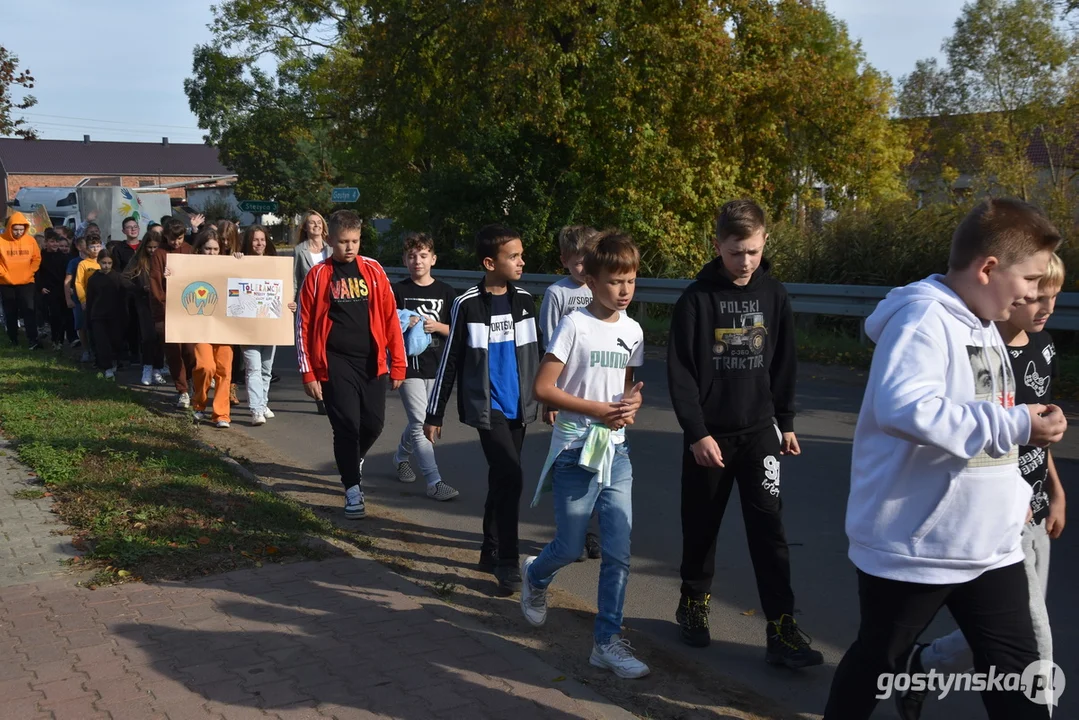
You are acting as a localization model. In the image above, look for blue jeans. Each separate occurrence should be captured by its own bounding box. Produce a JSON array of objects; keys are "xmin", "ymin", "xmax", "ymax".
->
[
  {"xmin": 242, "ymin": 345, "xmax": 276, "ymax": 414},
  {"xmin": 527, "ymin": 443, "xmax": 633, "ymax": 645}
]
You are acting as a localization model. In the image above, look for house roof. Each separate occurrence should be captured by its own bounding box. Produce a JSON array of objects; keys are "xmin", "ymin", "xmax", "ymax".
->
[{"xmin": 0, "ymin": 138, "xmax": 229, "ymax": 177}]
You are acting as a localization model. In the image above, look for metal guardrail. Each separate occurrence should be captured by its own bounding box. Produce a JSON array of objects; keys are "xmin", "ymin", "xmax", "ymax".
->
[{"xmin": 381, "ymin": 266, "xmax": 1079, "ymax": 331}]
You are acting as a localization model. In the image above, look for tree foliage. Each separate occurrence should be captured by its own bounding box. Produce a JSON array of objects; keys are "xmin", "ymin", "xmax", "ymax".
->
[
  {"xmin": 0, "ymin": 47, "xmax": 37, "ymax": 139},
  {"xmin": 187, "ymin": 0, "xmax": 910, "ymax": 275}
]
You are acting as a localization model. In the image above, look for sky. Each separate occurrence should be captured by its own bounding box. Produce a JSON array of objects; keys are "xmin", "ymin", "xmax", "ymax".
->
[{"xmin": 2, "ymin": 0, "xmax": 970, "ymax": 145}]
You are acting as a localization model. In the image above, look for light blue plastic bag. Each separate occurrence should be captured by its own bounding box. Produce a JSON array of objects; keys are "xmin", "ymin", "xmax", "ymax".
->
[{"xmin": 397, "ymin": 309, "xmax": 432, "ymax": 357}]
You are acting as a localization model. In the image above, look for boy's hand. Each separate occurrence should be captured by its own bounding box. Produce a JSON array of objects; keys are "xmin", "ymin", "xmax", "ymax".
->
[
  {"xmin": 287, "ymin": 301, "xmax": 297, "ymax": 313},
  {"xmin": 690, "ymin": 436, "xmax": 724, "ymax": 468},
  {"xmin": 1048, "ymin": 496, "xmax": 1066, "ymax": 539},
  {"xmin": 65, "ymin": 297, "xmax": 74, "ymax": 309},
  {"xmin": 303, "ymin": 380, "xmax": 323, "ymax": 401},
  {"xmin": 544, "ymin": 409, "xmax": 558, "ymax": 426},
  {"xmin": 1028, "ymin": 404, "xmax": 1067, "ymax": 447},
  {"xmin": 392, "ymin": 379, "xmax": 403, "ymax": 390},
  {"xmin": 598, "ymin": 402, "xmax": 633, "ymax": 427},
  {"xmin": 622, "ymin": 381, "xmax": 644, "ymax": 413},
  {"xmin": 781, "ymin": 432, "xmax": 801, "ymax": 455},
  {"xmin": 424, "ymin": 424, "xmax": 442, "ymax": 443},
  {"xmin": 409, "ymin": 316, "xmax": 421, "ymax": 327},
  {"xmin": 41, "ymin": 287, "xmax": 50, "ymax": 295}
]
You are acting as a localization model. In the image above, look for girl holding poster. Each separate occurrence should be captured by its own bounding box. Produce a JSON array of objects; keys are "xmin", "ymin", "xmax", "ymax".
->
[{"xmin": 236, "ymin": 225, "xmax": 297, "ymax": 426}]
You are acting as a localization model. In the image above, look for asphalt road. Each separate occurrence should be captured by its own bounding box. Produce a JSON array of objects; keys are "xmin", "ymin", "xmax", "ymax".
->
[{"xmin": 226, "ymin": 347, "xmax": 1079, "ymax": 720}]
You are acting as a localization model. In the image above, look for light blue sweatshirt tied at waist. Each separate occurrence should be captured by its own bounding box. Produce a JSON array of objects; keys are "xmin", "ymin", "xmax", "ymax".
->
[{"xmin": 530, "ymin": 419, "xmax": 623, "ymax": 508}]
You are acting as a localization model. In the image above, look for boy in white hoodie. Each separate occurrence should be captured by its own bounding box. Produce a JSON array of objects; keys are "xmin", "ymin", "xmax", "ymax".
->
[
  {"xmin": 893, "ymin": 252, "xmax": 1067, "ymax": 719},
  {"xmin": 823, "ymin": 198, "xmax": 1067, "ymax": 720}
]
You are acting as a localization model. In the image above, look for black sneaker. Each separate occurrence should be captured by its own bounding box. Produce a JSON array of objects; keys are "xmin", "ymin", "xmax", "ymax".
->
[
  {"xmin": 478, "ymin": 548, "xmax": 499, "ymax": 572},
  {"xmin": 765, "ymin": 615, "xmax": 824, "ymax": 669},
  {"xmin": 494, "ymin": 565, "xmax": 522, "ymax": 596},
  {"xmin": 895, "ymin": 643, "xmax": 928, "ymax": 719},
  {"xmin": 316, "ymin": 399, "xmax": 327, "ymax": 415},
  {"xmin": 585, "ymin": 532, "xmax": 602, "ymax": 559},
  {"xmin": 676, "ymin": 593, "xmax": 712, "ymax": 647}
]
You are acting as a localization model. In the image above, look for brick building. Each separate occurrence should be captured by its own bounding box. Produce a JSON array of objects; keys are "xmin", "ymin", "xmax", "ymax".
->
[{"xmin": 0, "ymin": 136, "xmax": 231, "ymax": 201}]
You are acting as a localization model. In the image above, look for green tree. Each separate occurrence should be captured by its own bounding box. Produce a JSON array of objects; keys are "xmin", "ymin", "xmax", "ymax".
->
[
  {"xmin": 189, "ymin": 0, "xmax": 910, "ymax": 275},
  {"xmin": 0, "ymin": 47, "xmax": 36, "ymax": 139}
]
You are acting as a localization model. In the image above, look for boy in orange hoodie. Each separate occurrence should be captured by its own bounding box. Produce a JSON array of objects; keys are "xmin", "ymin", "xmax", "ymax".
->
[{"xmin": 0, "ymin": 212, "xmax": 43, "ymax": 348}]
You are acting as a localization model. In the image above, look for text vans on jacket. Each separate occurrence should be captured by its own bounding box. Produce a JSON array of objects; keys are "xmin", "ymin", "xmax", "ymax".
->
[
  {"xmin": 846, "ymin": 275, "xmax": 1033, "ymax": 585},
  {"xmin": 0, "ymin": 212, "xmax": 42, "ymax": 286},
  {"xmin": 425, "ymin": 279, "xmax": 541, "ymax": 430},
  {"xmin": 297, "ymin": 254, "xmax": 406, "ymax": 384}
]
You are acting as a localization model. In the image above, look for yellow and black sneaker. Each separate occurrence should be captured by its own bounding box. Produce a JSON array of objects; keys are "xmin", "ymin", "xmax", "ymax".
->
[
  {"xmin": 676, "ymin": 593, "xmax": 712, "ymax": 647},
  {"xmin": 765, "ymin": 614, "xmax": 824, "ymax": 669}
]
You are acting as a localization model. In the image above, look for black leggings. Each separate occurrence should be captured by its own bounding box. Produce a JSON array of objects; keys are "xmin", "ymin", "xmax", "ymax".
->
[
  {"xmin": 679, "ymin": 426, "xmax": 794, "ymax": 620},
  {"xmin": 322, "ymin": 353, "xmax": 387, "ymax": 490},
  {"xmin": 824, "ymin": 562, "xmax": 1046, "ymax": 719},
  {"xmin": 0, "ymin": 283, "xmax": 37, "ymax": 345},
  {"xmin": 134, "ymin": 300, "xmax": 164, "ymax": 369},
  {"xmin": 477, "ymin": 410, "xmax": 526, "ymax": 566},
  {"xmin": 90, "ymin": 318, "xmax": 125, "ymax": 370}
]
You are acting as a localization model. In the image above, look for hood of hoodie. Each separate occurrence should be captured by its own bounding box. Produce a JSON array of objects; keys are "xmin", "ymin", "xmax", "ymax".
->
[
  {"xmin": 865, "ymin": 275, "xmax": 984, "ymax": 342},
  {"xmin": 695, "ymin": 256, "xmax": 773, "ymax": 291},
  {"xmin": 846, "ymin": 273, "xmax": 1033, "ymax": 584},
  {"xmin": 2, "ymin": 212, "xmax": 31, "ymax": 243}
]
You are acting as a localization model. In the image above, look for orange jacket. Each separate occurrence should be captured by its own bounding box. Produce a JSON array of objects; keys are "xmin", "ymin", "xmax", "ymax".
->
[{"xmin": 0, "ymin": 212, "xmax": 41, "ymax": 286}]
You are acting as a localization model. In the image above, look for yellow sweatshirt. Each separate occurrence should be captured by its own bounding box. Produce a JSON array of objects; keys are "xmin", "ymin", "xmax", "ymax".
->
[
  {"xmin": 75, "ymin": 258, "xmax": 101, "ymax": 306},
  {"xmin": 0, "ymin": 212, "xmax": 42, "ymax": 286}
]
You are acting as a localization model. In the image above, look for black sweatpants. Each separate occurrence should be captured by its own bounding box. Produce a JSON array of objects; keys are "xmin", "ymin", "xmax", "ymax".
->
[
  {"xmin": 0, "ymin": 283, "xmax": 38, "ymax": 346},
  {"xmin": 44, "ymin": 292, "xmax": 70, "ymax": 345},
  {"xmin": 477, "ymin": 410, "xmax": 526, "ymax": 567},
  {"xmin": 680, "ymin": 425, "xmax": 794, "ymax": 620},
  {"xmin": 134, "ymin": 301, "xmax": 164, "ymax": 369},
  {"xmin": 90, "ymin": 318, "xmax": 125, "ymax": 370},
  {"xmin": 322, "ymin": 352, "xmax": 387, "ymax": 490},
  {"xmin": 823, "ymin": 563, "xmax": 1046, "ymax": 719},
  {"xmin": 124, "ymin": 297, "xmax": 141, "ymax": 362}
]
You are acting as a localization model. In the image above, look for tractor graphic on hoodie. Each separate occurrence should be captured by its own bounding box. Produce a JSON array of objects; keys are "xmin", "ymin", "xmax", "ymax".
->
[{"xmin": 713, "ymin": 312, "xmax": 768, "ymax": 356}]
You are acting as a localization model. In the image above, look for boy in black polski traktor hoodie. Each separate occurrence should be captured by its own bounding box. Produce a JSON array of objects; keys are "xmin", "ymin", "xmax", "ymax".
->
[
  {"xmin": 424, "ymin": 224, "xmax": 541, "ymax": 597},
  {"xmin": 667, "ymin": 199, "xmax": 823, "ymax": 670}
]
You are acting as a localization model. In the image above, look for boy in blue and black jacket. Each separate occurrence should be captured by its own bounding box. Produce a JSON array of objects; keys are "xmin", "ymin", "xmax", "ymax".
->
[{"xmin": 424, "ymin": 224, "xmax": 541, "ymax": 596}]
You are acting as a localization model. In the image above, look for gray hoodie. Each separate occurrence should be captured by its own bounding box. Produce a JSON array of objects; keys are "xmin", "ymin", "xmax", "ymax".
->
[{"xmin": 846, "ymin": 275, "xmax": 1033, "ymax": 584}]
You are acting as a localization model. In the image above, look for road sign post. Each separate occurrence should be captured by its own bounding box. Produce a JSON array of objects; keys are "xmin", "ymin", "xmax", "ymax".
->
[
  {"xmin": 238, "ymin": 200, "xmax": 279, "ymax": 214},
  {"xmin": 332, "ymin": 187, "xmax": 360, "ymax": 203}
]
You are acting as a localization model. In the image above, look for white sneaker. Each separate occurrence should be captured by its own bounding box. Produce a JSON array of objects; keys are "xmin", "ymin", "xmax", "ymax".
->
[
  {"xmin": 519, "ymin": 556, "xmax": 547, "ymax": 627},
  {"xmin": 216, "ymin": 420, "xmax": 230, "ymax": 429},
  {"xmin": 193, "ymin": 411, "xmax": 207, "ymax": 423},
  {"xmin": 152, "ymin": 371, "xmax": 168, "ymax": 386},
  {"xmin": 104, "ymin": 368, "xmax": 116, "ymax": 381},
  {"xmin": 80, "ymin": 351, "xmax": 91, "ymax": 364},
  {"xmin": 210, "ymin": 378, "xmax": 216, "ymax": 390},
  {"xmin": 344, "ymin": 485, "xmax": 365, "ymax": 519},
  {"xmin": 177, "ymin": 392, "xmax": 191, "ymax": 409},
  {"xmin": 141, "ymin": 366, "xmax": 153, "ymax": 386},
  {"xmin": 590, "ymin": 636, "xmax": 650, "ymax": 679},
  {"xmin": 251, "ymin": 413, "xmax": 266, "ymax": 426},
  {"xmin": 263, "ymin": 408, "xmax": 275, "ymax": 419}
]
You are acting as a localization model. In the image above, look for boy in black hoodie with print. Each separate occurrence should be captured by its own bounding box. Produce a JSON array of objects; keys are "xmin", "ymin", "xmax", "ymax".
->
[
  {"xmin": 36, "ymin": 230, "xmax": 71, "ymax": 351},
  {"xmin": 667, "ymin": 199, "xmax": 822, "ymax": 669}
]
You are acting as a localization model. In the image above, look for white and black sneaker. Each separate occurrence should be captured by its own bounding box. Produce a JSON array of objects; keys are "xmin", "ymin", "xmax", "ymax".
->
[
  {"xmin": 396, "ymin": 460, "xmax": 416, "ymax": 483},
  {"xmin": 519, "ymin": 556, "xmax": 547, "ymax": 627},
  {"xmin": 177, "ymin": 392, "xmax": 191, "ymax": 409},
  {"xmin": 141, "ymin": 366, "xmax": 153, "ymax": 386},
  {"xmin": 427, "ymin": 481, "xmax": 459, "ymax": 501},
  {"xmin": 895, "ymin": 643, "xmax": 928, "ymax": 719},
  {"xmin": 590, "ymin": 635, "xmax": 650, "ymax": 679},
  {"xmin": 344, "ymin": 484, "xmax": 365, "ymax": 519}
]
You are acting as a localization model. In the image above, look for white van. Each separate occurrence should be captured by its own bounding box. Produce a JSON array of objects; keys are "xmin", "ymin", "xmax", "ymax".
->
[{"xmin": 10, "ymin": 187, "xmax": 79, "ymax": 227}]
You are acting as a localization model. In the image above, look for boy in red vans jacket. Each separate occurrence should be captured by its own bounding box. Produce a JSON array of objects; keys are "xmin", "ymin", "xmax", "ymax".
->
[{"xmin": 297, "ymin": 210, "xmax": 406, "ymax": 519}]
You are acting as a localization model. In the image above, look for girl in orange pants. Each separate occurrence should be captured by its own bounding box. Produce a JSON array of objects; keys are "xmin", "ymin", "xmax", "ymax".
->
[{"xmin": 193, "ymin": 343, "xmax": 233, "ymax": 427}]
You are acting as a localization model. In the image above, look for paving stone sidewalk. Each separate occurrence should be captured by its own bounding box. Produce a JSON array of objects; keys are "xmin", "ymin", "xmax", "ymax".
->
[
  {"xmin": 0, "ymin": 438, "xmax": 80, "ymax": 587},
  {"xmin": 0, "ymin": 439, "xmax": 636, "ymax": 720}
]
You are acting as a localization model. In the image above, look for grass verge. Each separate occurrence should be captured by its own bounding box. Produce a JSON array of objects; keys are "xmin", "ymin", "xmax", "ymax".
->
[{"xmin": 0, "ymin": 347, "xmax": 358, "ymax": 585}]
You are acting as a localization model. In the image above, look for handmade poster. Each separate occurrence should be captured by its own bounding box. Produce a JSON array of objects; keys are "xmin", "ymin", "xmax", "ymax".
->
[
  {"xmin": 164, "ymin": 255, "xmax": 295, "ymax": 345},
  {"xmin": 227, "ymin": 278, "xmax": 285, "ymax": 319}
]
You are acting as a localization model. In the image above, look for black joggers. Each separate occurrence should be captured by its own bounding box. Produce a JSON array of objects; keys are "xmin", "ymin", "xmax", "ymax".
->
[
  {"xmin": 824, "ymin": 562, "xmax": 1046, "ymax": 719},
  {"xmin": 90, "ymin": 318, "xmax": 125, "ymax": 371},
  {"xmin": 477, "ymin": 410, "xmax": 526, "ymax": 567},
  {"xmin": 1, "ymin": 283, "xmax": 38, "ymax": 346},
  {"xmin": 679, "ymin": 425, "xmax": 795, "ymax": 621},
  {"xmin": 322, "ymin": 352, "xmax": 387, "ymax": 490}
]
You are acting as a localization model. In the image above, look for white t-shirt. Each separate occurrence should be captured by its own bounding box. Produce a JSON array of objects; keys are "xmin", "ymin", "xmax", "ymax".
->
[
  {"xmin": 540, "ymin": 277, "xmax": 593, "ymax": 347},
  {"xmin": 546, "ymin": 307, "xmax": 645, "ymax": 443}
]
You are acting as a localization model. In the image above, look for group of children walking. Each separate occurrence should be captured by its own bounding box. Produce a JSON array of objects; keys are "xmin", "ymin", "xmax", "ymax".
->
[{"xmin": 2, "ymin": 194, "xmax": 1067, "ymax": 712}]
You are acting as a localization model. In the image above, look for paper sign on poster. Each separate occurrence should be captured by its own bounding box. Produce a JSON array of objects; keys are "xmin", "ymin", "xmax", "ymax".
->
[{"xmin": 164, "ymin": 255, "xmax": 295, "ymax": 345}]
